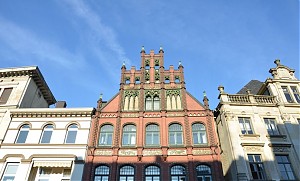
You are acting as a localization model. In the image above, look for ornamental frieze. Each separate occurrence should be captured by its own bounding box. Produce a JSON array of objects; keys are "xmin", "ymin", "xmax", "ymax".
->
[
  {"xmin": 192, "ymin": 149, "xmax": 212, "ymax": 155},
  {"xmin": 124, "ymin": 90, "xmax": 139, "ymax": 97},
  {"xmin": 94, "ymin": 150, "xmax": 112, "ymax": 155},
  {"xmin": 122, "ymin": 113, "xmax": 139, "ymax": 118},
  {"xmin": 143, "ymin": 150, "xmax": 162, "ymax": 156},
  {"xmin": 101, "ymin": 114, "xmax": 117, "ymax": 118},
  {"xmin": 168, "ymin": 150, "xmax": 187, "ymax": 155},
  {"xmin": 119, "ymin": 150, "xmax": 137, "ymax": 156},
  {"xmin": 144, "ymin": 113, "xmax": 161, "ymax": 117},
  {"xmin": 243, "ymin": 146, "xmax": 263, "ymax": 152},
  {"xmin": 166, "ymin": 113, "xmax": 184, "ymax": 117},
  {"xmin": 145, "ymin": 90, "xmax": 160, "ymax": 97},
  {"xmin": 166, "ymin": 90, "xmax": 180, "ymax": 96},
  {"xmin": 272, "ymin": 147, "xmax": 290, "ymax": 152}
]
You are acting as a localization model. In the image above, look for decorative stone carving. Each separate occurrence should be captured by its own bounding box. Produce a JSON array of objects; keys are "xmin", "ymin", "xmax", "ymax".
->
[
  {"xmin": 243, "ymin": 146, "xmax": 263, "ymax": 152},
  {"xmin": 94, "ymin": 150, "xmax": 113, "ymax": 155},
  {"xmin": 119, "ymin": 150, "xmax": 137, "ymax": 156},
  {"xmin": 168, "ymin": 150, "xmax": 187, "ymax": 155},
  {"xmin": 124, "ymin": 90, "xmax": 139, "ymax": 97},
  {"xmin": 166, "ymin": 90, "xmax": 180, "ymax": 96},
  {"xmin": 145, "ymin": 90, "xmax": 160, "ymax": 97},
  {"xmin": 122, "ymin": 113, "xmax": 139, "ymax": 118},
  {"xmin": 166, "ymin": 113, "xmax": 184, "ymax": 117},
  {"xmin": 272, "ymin": 147, "xmax": 290, "ymax": 152},
  {"xmin": 192, "ymin": 149, "xmax": 211, "ymax": 155},
  {"xmin": 143, "ymin": 150, "xmax": 162, "ymax": 156}
]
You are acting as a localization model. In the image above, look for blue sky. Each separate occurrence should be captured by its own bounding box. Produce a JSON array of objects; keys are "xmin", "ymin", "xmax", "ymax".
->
[{"xmin": 0, "ymin": 0, "xmax": 298, "ymax": 109}]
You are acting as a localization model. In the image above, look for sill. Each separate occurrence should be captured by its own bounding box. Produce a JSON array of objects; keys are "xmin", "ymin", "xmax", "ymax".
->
[
  {"xmin": 239, "ymin": 134, "xmax": 260, "ymax": 138},
  {"xmin": 193, "ymin": 144, "xmax": 209, "ymax": 148},
  {"xmin": 97, "ymin": 145, "xmax": 113, "ymax": 148},
  {"xmin": 169, "ymin": 144, "xmax": 185, "ymax": 148},
  {"xmin": 266, "ymin": 134, "xmax": 286, "ymax": 138},
  {"xmin": 121, "ymin": 145, "xmax": 137, "ymax": 148},
  {"xmin": 144, "ymin": 145, "xmax": 161, "ymax": 148}
]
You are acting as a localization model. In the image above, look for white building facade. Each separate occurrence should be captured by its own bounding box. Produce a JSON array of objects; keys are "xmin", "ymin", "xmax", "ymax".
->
[
  {"xmin": 0, "ymin": 66, "xmax": 93, "ymax": 181},
  {"xmin": 215, "ymin": 60, "xmax": 300, "ymax": 181}
]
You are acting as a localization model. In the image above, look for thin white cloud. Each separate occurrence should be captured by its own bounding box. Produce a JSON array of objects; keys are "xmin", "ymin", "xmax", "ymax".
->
[
  {"xmin": 0, "ymin": 17, "xmax": 85, "ymax": 69},
  {"xmin": 62, "ymin": 0, "xmax": 131, "ymax": 66}
]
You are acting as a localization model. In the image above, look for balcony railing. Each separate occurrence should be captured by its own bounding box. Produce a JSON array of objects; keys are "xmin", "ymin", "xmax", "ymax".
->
[{"xmin": 222, "ymin": 94, "xmax": 277, "ymax": 105}]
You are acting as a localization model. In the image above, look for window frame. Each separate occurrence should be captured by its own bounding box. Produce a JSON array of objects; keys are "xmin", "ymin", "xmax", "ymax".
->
[
  {"xmin": 64, "ymin": 124, "xmax": 78, "ymax": 144},
  {"xmin": 170, "ymin": 165, "xmax": 186, "ymax": 181},
  {"xmin": 290, "ymin": 86, "xmax": 300, "ymax": 103},
  {"xmin": 238, "ymin": 117, "xmax": 254, "ymax": 135},
  {"xmin": 1, "ymin": 162, "xmax": 19, "ymax": 181},
  {"xmin": 119, "ymin": 165, "xmax": 135, "ymax": 181},
  {"xmin": 195, "ymin": 164, "xmax": 212, "ymax": 181},
  {"xmin": 168, "ymin": 123, "xmax": 183, "ymax": 146},
  {"xmin": 39, "ymin": 124, "xmax": 54, "ymax": 144},
  {"xmin": 145, "ymin": 165, "xmax": 160, "ymax": 181},
  {"xmin": 247, "ymin": 154, "xmax": 266, "ymax": 180},
  {"xmin": 192, "ymin": 123, "xmax": 208, "ymax": 145},
  {"xmin": 122, "ymin": 124, "xmax": 136, "ymax": 146},
  {"xmin": 94, "ymin": 165, "xmax": 110, "ymax": 181},
  {"xmin": 282, "ymin": 86, "xmax": 295, "ymax": 103},
  {"xmin": 275, "ymin": 155, "xmax": 296, "ymax": 180},
  {"xmin": 145, "ymin": 124, "xmax": 160, "ymax": 146},
  {"xmin": 15, "ymin": 124, "xmax": 30, "ymax": 144},
  {"xmin": 98, "ymin": 124, "xmax": 114, "ymax": 146},
  {"xmin": 0, "ymin": 87, "xmax": 13, "ymax": 105},
  {"xmin": 264, "ymin": 118, "xmax": 280, "ymax": 136}
]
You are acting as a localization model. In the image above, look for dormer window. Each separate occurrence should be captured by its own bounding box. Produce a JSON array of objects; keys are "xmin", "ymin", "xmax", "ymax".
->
[
  {"xmin": 282, "ymin": 86, "xmax": 295, "ymax": 103},
  {"xmin": 0, "ymin": 87, "xmax": 13, "ymax": 104}
]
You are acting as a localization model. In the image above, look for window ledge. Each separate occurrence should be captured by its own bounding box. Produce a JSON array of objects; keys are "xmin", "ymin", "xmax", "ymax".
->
[
  {"xmin": 169, "ymin": 144, "xmax": 185, "ymax": 148},
  {"xmin": 193, "ymin": 144, "xmax": 209, "ymax": 148},
  {"xmin": 266, "ymin": 134, "xmax": 287, "ymax": 141},
  {"xmin": 144, "ymin": 145, "xmax": 161, "ymax": 148}
]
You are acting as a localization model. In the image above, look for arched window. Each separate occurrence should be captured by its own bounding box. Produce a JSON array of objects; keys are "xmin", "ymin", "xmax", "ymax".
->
[
  {"xmin": 119, "ymin": 165, "xmax": 134, "ymax": 181},
  {"xmin": 99, "ymin": 125, "xmax": 114, "ymax": 146},
  {"xmin": 94, "ymin": 165, "xmax": 110, "ymax": 181},
  {"xmin": 65, "ymin": 124, "xmax": 78, "ymax": 144},
  {"xmin": 40, "ymin": 124, "xmax": 54, "ymax": 143},
  {"xmin": 122, "ymin": 125, "xmax": 136, "ymax": 146},
  {"xmin": 15, "ymin": 124, "xmax": 30, "ymax": 143},
  {"xmin": 192, "ymin": 123, "xmax": 207, "ymax": 145},
  {"xmin": 145, "ymin": 96, "xmax": 152, "ymax": 110},
  {"xmin": 145, "ymin": 165, "xmax": 160, "ymax": 181},
  {"xmin": 196, "ymin": 165, "xmax": 212, "ymax": 181},
  {"xmin": 170, "ymin": 165, "xmax": 186, "ymax": 181},
  {"xmin": 153, "ymin": 96, "xmax": 160, "ymax": 110},
  {"xmin": 169, "ymin": 123, "xmax": 183, "ymax": 145},
  {"xmin": 145, "ymin": 124, "xmax": 160, "ymax": 146}
]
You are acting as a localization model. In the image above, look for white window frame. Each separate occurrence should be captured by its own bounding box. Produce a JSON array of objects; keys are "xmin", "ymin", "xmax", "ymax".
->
[{"xmin": 1, "ymin": 163, "xmax": 19, "ymax": 181}]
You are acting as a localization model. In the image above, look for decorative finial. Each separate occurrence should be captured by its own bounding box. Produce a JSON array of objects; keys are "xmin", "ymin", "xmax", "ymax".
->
[
  {"xmin": 159, "ymin": 45, "xmax": 164, "ymax": 53},
  {"xmin": 274, "ymin": 59, "xmax": 281, "ymax": 66},
  {"xmin": 123, "ymin": 61, "xmax": 125, "ymax": 66},
  {"xmin": 179, "ymin": 61, "xmax": 182, "ymax": 65},
  {"xmin": 141, "ymin": 46, "xmax": 145, "ymax": 53},
  {"xmin": 218, "ymin": 85, "xmax": 224, "ymax": 93},
  {"xmin": 99, "ymin": 93, "xmax": 103, "ymax": 99},
  {"xmin": 203, "ymin": 91, "xmax": 207, "ymax": 97}
]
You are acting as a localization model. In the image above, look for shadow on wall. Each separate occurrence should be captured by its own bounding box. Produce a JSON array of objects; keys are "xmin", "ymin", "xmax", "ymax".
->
[
  {"xmin": 83, "ymin": 154, "xmax": 224, "ymax": 181},
  {"xmin": 223, "ymin": 122, "xmax": 300, "ymax": 181}
]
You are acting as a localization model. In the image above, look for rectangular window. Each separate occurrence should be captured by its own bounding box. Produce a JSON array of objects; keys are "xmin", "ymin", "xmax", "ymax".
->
[
  {"xmin": 248, "ymin": 154, "xmax": 266, "ymax": 180},
  {"xmin": 238, "ymin": 117, "xmax": 253, "ymax": 134},
  {"xmin": 275, "ymin": 155, "xmax": 296, "ymax": 180},
  {"xmin": 1, "ymin": 163, "xmax": 19, "ymax": 181},
  {"xmin": 0, "ymin": 88, "xmax": 13, "ymax": 105},
  {"xmin": 291, "ymin": 86, "xmax": 300, "ymax": 103},
  {"xmin": 282, "ymin": 86, "xmax": 294, "ymax": 103},
  {"xmin": 264, "ymin": 118, "xmax": 279, "ymax": 135}
]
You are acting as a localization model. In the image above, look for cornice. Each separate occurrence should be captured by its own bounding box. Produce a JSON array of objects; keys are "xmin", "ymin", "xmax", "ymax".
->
[
  {"xmin": 10, "ymin": 108, "xmax": 94, "ymax": 118},
  {"xmin": 0, "ymin": 66, "xmax": 56, "ymax": 105}
]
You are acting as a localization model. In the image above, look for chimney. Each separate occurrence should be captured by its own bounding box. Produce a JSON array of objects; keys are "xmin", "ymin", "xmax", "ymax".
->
[{"xmin": 56, "ymin": 101, "xmax": 67, "ymax": 108}]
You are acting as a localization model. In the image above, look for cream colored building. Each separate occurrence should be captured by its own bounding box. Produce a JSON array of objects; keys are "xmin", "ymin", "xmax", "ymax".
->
[
  {"xmin": 215, "ymin": 60, "xmax": 300, "ymax": 181},
  {"xmin": 0, "ymin": 66, "xmax": 94, "ymax": 181}
]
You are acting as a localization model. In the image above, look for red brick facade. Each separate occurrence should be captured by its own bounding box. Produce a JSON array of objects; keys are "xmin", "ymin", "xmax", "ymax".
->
[{"xmin": 83, "ymin": 48, "xmax": 224, "ymax": 181}]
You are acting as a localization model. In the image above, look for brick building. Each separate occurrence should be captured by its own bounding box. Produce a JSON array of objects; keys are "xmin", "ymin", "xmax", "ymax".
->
[{"xmin": 83, "ymin": 47, "xmax": 224, "ymax": 181}]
